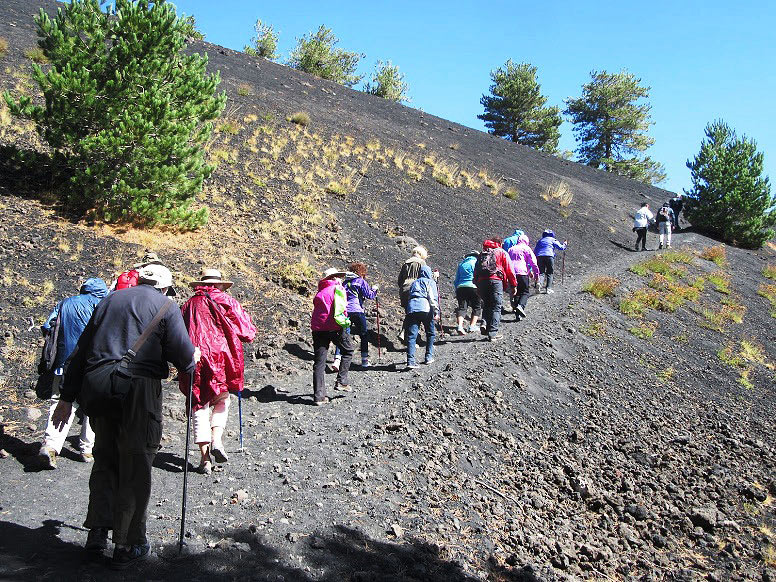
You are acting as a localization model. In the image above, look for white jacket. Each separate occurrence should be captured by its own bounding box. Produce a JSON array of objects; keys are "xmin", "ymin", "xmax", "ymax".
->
[{"xmin": 634, "ymin": 207, "xmax": 654, "ymax": 228}]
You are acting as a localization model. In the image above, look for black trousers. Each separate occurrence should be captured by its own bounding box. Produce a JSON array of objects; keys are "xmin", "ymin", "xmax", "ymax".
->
[
  {"xmin": 635, "ymin": 227, "xmax": 648, "ymax": 249},
  {"xmin": 85, "ymin": 376, "xmax": 162, "ymax": 546}
]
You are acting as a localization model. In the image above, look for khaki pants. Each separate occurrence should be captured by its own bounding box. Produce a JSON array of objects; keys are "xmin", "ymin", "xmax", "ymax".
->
[{"xmin": 84, "ymin": 376, "xmax": 162, "ymax": 546}]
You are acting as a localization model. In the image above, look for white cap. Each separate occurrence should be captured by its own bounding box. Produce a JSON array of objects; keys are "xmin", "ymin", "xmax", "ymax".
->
[{"xmin": 138, "ymin": 264, "xmax": 177, "ymax": 296}]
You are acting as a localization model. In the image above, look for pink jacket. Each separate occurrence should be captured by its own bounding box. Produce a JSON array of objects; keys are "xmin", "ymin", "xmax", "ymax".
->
[
  {"xmin": 179, "ymin": 286, "xmax": 257, "ymax": 411},
  {"xmin": 311, "ymin": 278, "xmax": 350, "ymax": 332},
  {"xmin": 508, "ymin": 235, "xmax": 539, "ymax": 278}
]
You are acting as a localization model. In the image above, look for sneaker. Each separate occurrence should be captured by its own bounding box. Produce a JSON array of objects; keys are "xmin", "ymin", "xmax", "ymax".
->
[
  {"xmin": 515, "ymin": 305, "xmax": 526, "ymax": 318},
  {"xmin": 85, "ymin": 527, "xmax": 109, "ymax": 558},
  {"xmin": 423, "ymin": 357, "xmax": 435, "ymax": 365},
  {"xmin": 331, "ymin": 356, "xmax": 341, "ymax": 372},
  {"xmin": 39, "ymin": 446, "xmax": 57, "ymax": 470},
  {"xmin": 361, "ymin": 358, "xmax": 370, "ymax": 368},
  {"xmin": 198, "ymin": 459, "xmax": 212, "ymax": 475},
  {"xmin": 456, "ymin": 327, "xmax": 466, "ymax": 335},
  {"xmin": 211, "ymin": 447, "xmax": 228, "ymax": 464},
  {"xmin": 80, "ymin": 451, "xmax": 94, "ymax": 463},
  {"xmin": 334, "ymin": 382, "xmax": 352, "ymax": 392},
  {"xmin": 110, "ymin": 543, "xmax": 150, "ymax": 570},
  {"xmin": 546, "ymin": 288, "xmax": 555, "ymax": 294},
  {"xmin": 314, "ymin": 397, "xmax": 329, "ymax": 406},
  {"xmin": 659, "ymin": 243, "xmax": 663, "ymax": 249},
  {"xmin": 488, "ymin": 334, "xmax": 504, "ymax": 342},
  {"xmin": 406, "ymin": 363, "xmax": 419, "ymax": 370},
  {"xmin": 480, "ymin": 325, "xmax": 488, "ymax": 336}
]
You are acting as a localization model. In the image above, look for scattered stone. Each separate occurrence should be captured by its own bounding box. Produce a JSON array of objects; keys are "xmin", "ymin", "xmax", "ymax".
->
[
  {"xmin": 25, "ymin": 407, "xmax": 41, "ymax": 421},
  {"xmin": 390, "ymin": 524, "xmax": 403, "ymax": 538}
]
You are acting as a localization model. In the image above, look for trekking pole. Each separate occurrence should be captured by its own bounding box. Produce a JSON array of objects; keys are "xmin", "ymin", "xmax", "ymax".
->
[
  {"xmin": 237, "ymin": 388, "xmax": 244, "ymax": 453},
  {"xmin": 179, "ymin": 372, "xmax": 194, "ymax": 554},
  {"xmin": 561, "ymin": 250, "xmax": 566, "ymax": 286},
  {"xmin": 375, "ymin": 296, "xmax": 382, "ymax": 361}
]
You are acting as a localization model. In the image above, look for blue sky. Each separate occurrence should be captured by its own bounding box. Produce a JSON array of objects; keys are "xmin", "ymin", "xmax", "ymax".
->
[{"xmin": 174, "ymin": 0, "xmax": 774, "ymax": 195}]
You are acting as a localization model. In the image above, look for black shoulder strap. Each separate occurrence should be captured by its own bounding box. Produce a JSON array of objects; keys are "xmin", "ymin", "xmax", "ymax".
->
[{"xmin": 118, "ymin": 299, "xmax": 173, "ymax": 371}]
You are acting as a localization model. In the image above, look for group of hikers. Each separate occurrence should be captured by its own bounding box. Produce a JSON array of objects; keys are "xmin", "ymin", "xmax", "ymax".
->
[
  {"xmin": 633, "ymin": 193, "xmax": 684, "ymax": 251},
  {"xmin": 310, "ymin": 228, "xmax": 567, "ymax": 403}
]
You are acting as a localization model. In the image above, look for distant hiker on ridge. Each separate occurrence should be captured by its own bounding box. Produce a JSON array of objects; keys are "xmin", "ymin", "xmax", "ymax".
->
[
  {"xmin": 311, "ymin": 268, "xmax": 353, "ymax": 405},
  {"xmin": 534, "ymin": 230, "xmax": 568, "ymax": 294},
  {"xmin": 453, "ymin": 250, "xmax": 482, "ymax": 334},
  {"xmin": 668, "ymin": 193, "xmax": 683, "ymax": 230},
  {"xmin": 501, "ymin": 228, "xmax": 525, "ymax": 253},
  {"xmin": 179, "ymin": 269, "xmax": 256, "ymax": 475},
  {"xmin": 397, "ymin": 245, "xmax": 428, "ymax": 341},
  {"xmin": 474, "ymin": 238, "xmax": 516, "ymax": 342},
  {"xmin": 38, "ymin": 277, "xmax": 108, "ymax": 469},
  {"xmin": 405, "ymin": 265, "xmax": 439, "ymax": 368},
  {"xmin": 633, "ymin": 202, "xmax": 654, "ymax": 251},
  {"xmin": 656, "ymin": 203, "xmax": 675, "ymax": 249},
  {"xmin": 507, "ymin": 234, "xmax": 539, "ymax": 320}
]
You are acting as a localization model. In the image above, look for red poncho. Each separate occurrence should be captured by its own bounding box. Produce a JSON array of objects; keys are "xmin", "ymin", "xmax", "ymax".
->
[{"xmin": 179, "ymin": 286, "xmax": 257, "ymax": 411}]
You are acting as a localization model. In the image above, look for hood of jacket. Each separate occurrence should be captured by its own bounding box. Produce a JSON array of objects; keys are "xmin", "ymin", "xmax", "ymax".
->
[
  {"xmin": 482, "ymin": 239, "xmax": 500, "ymax": 250},
  {"xmin": 542, "ymin": 229, "xmax": 555, "ymax": 239},
  {"xmin": 418, "ymin": 265, "xmax": 433, "ymax": 279},
  {"xmin": 317, "ymin": 277, "xmax": 340, "ymax": 292},
  {"xmin": 518, "ymin": 235, "xmax": 530, "ymax": 246},
  {"xmin": 80, "ymin": 277, "xmax": 108, "ymax": 298}
]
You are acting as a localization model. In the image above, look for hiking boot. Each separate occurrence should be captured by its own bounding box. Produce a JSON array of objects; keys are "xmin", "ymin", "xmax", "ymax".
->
[
  {"xmin": 331, "ymin": 356, "xmax": 341, "ymax": 372},
  {"xmin": 406, "ymin": 363, "xmax": 419, "ymax": 370},
  {"xmin": 659, "ymin": 243, "xmax": 663, "ymax": 249},
  {"xmin": 314, "ymin": 397, "xmax": 329, "ymax": 406},
  {"xmin": 456, "ymin": 327, "xmax": 466, "ymax": 335},
  {"xmin": 80, "ymin": 451, "xmax": 94, "ymax": 463},
  {"xmin": 423, "ymin": 357, "xmax": 435, "ymax": 365},
  {"xmin": 546, "ymin": 289, "xmax": 555, "ymax": 294},
  {"xmin": 480, "ymin": 325, "xmax": 488, "ymax": 336},
  {"xmin": 334, "ymin": 382, "xmax": 352, "ymax": 392},
  {"xmin": 488, "ymin": 334, "xmax": 504, "ymax": 342},
  {"xmin": 361, "ymin": 357, "xmax": 370, "ymax": 368},
  {"xmin": 110, "ymin": 543, "xmax": 150, "ymax": 570},
  {"xmin": 39, "ymin": 446, "xmax": 57, "ymax": 470},
  {"xmin": 85, "ymin": 527, "xmax": 109, "ymax": 558},
  {"xmin": 211, "ymin": 447, "xmax": 228, "ymax": 464},
  {"xmin": 515, "ymin": 305, "xmax": 526, "ymax": 318}
]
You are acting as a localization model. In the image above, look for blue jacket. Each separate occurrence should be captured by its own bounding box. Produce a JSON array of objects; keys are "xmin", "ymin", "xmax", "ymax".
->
[
  {"xmin": 534, "ymin": 231, "xmax": 567, "ymax": 257},
  {"xmin": 42, "ymin": 278, "xmax": 108, "ymax": 369},
  {"xmin": 454, "ymin": 254, "xmax": 478, "ymax": 288},
  {"xmin": 406, "ymin": 266, "xmax": 439, "ymax": 315},
  {"xmin": 502, "ymin": 229, "xmax": 525, "ymax": 252}
]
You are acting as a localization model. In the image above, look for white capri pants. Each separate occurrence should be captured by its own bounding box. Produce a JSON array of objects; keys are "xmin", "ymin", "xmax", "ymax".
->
[{"xmin": 193, "ymin": 394, "xmax": 230, "ymax": 444}]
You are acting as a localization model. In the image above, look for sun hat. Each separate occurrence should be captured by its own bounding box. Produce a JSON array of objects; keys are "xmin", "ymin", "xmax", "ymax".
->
[
  {"xmin": 188, "ymin": 268, "xmax": 233, "ymax": 289},
  {"xmin": 321, "ymin": 267, "xmax": 347, "ymax": 280},
  {"xmin": 133, "ymin": 251, "xmax": 164, "ymax": 269},
  {"xmin": 138, "ymin": 264, "xmax": 176, "ymax": 296}
]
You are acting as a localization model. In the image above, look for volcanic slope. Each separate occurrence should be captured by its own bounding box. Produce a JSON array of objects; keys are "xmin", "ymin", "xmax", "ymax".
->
[{"xmin": 1, "ymin": 1, "xmax": 776, "ymax": 580}]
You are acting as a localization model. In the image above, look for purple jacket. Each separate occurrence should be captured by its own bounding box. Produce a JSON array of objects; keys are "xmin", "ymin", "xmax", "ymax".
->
[
  {"xmin": 343, "ymin": 275, "xmax": 378, "ymax": 314},
  {"xmin": 508, "ymin": 236, "xmax": 539, "ymax": 278}
]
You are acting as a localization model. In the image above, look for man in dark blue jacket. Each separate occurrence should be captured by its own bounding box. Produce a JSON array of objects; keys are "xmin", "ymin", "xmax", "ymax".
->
[{"xmin": 39, "ymin": 277, "xmax": 108, "ymax": 468}]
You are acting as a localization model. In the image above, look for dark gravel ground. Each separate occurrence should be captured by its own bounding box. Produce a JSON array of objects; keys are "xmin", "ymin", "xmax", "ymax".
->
[{"xmin": 1, "ymin": 2, "xmax": 776, "ymax": 580}]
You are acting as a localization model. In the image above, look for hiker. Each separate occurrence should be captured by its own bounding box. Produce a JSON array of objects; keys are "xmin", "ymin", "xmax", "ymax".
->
[
  {"xmin": 52, "ymin": 264, "xmax": 198, "ymax": 569},
  {"xmin": 112, "ymin": 251, "xmax": 164, "ymax": 291},
  {"xmin": 311, "ymin": 268, "xmax": 353, "ymax": 405},
  {"xmin": 668, "ymin": 194, "xmax": 683, "ymax": 230},
  {"xmin": 333, "ymin": 263, "xmax": 378, "ymax": 370},
  {"xmin": 38, "ymin": 277, "xmax": 108, "ymax": 469},
  {"xmin": 405, "ymin": 266, "xmax": 439, "ymax": 368},
  {"xmin": 474, "ymin": 238, "xmax": 516, "ymax": 342},
  {"xmin": 453, "ymin": 251, "xmax": 482, "ymax": 334},
  {"xmin": 533, "ymin": 230, "xmax": 567, "ymax": 294},
  {"xmin": 633, "ymin": 202, "xmax": 654, "ymax": 251},
  {"xmin": 656, "ymin": 203, "xmax": 675, "ymax": 249},
  {"xmin": 179, "ymin": 269, "xmax": 256, "ymax": 475},
  {"xmin": 397, "ymin": 245, "xmax": 428, "ymax": 339},
  {"xmin": 501, "ymin": 228, "xmax": 525, "ymax": 253},
  {"xmin": 507, "ymin": 235, "xmax": 539, "ymax": 320}
]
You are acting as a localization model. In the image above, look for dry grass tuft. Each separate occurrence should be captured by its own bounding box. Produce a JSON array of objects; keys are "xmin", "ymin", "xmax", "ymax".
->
[
  {"xmin": 581, "ymin": 320, "xmax": 607, "ymax": 338},
  {"xmin": 237, "ymin": 83, "xmax": 252, "ymax": 96},
  {"xmin": 699, "ymin": 245, "xmax": 727, "ymax": 267},
  {"xmin": 629, "ymin": 320, "xmax": 658, "ymax": 339},
  {"xmin": 287, "ymin": 111, "xmax": 310, "ymax": 126},
  {"xmin": 542, "ymin": 180, "xmax": 573, "ymax": 207},
  {"xmin": 0, "ymin": 37, "xmax": 8, "ymax": 58},
  {"xmin": 758, "ymin": 283, "xmax": 776, "ymax": 317},
  {"xmin": 24, "ymin": 47, "xmax": 48, "ymax": 63},
  {"xmin": 763, "ymin": 264, "xmax": 776, "ymax": 280},
  {"xmin": 582, "ymin": 276, "xmax": 619, "ymax": 298}
]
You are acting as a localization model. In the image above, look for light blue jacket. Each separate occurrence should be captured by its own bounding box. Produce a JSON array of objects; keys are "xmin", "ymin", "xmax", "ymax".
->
[
  {"xmin": 454, "ymin": 254, "xmax": 478, "ymax": 289},
  {"xmin": 406, "ymin": 266, "xmax": 439, "ymax": 315}
]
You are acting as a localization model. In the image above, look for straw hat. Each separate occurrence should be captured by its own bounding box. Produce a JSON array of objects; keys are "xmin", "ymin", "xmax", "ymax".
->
[
  {"xmin": 188, "ymin": 269, "xmax": 233, "ymax": 289},
  {"xmin": 138, "ymin": 264, "xmax": 177, "ymax": 296},
  {"xmin": 133, "ymin": 251, "xmax": 164, "ymax": 269},
  {"xmin": 321, "ymin": 267, "xmax": 347, "ymax": 280}
]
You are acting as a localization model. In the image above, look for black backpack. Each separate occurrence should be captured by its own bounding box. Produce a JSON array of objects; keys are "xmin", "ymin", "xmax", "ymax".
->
[{"xmin": 475, "ymin": 249, "xmax": 501, "ymax": 278}]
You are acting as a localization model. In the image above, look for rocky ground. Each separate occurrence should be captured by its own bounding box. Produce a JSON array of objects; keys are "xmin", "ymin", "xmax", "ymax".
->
[{"xmin": 1, "ymin": 1, "xmax": 775, "ymax": 580}]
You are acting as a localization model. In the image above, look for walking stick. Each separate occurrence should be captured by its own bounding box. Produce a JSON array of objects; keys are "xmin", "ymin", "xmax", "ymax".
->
[
  {"xmin": 375, "ymin": 296, "xmax": 382, "ymax": 360},
  {"xmin": 179, "ymin": 372, "xmax": 194, "ymax": 554},
  {"xmin": 561, "ymin": 250, "xmax": 566, "ymax": 286},
  {"xmin": 237, "ymin": 388, "xmax": 244, "ymax": 452}
]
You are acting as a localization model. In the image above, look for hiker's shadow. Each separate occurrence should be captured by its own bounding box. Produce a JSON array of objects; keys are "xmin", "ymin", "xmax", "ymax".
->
[
  {"xmin": 282, "ymin": 342, "xmax": 314, "ymax": 361},
  {"xmin": 0, "ymin": 431, "xmax": 46, "ymax": 472},
  {"xmin": 242, "ymin": 385, "xmax": 303, "ymax": 404},
  {"xmin": 608, "ymin": 239, "xmax": 639, "ymax": 252},
  {"xmin": 0, "ymin": 519, "xmax": 89, "ymax": 579},
  {"xmin": 154, "ymin": 451, "xmax": 185, "ymax": 473}
]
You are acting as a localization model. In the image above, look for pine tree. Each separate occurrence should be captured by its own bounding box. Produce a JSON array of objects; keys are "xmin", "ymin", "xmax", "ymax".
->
[
  {"xmin": 287, "ymin": 25, "xmax": 364, "ymax": 87},
  {"xmin": 478, "ymin": 61, "xmax": 561, "ymax": 154},
  {"xmin": 564, "ymin": 70, "xmax": 665, "ymax": 185},
  {"xmin": 3, "ymin": 0, "xmax": 226, "ymax": 228},
  {"xmin": 364, "ymin": 61, "xmax": 409, "ymax": 103},
  {"xmin": 685, "ymin": 120, "xmax": 775, "ymax": 248},
  {"xmin": 244, "ymin": 19, "xmax": 278, "ymax": 60}
]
